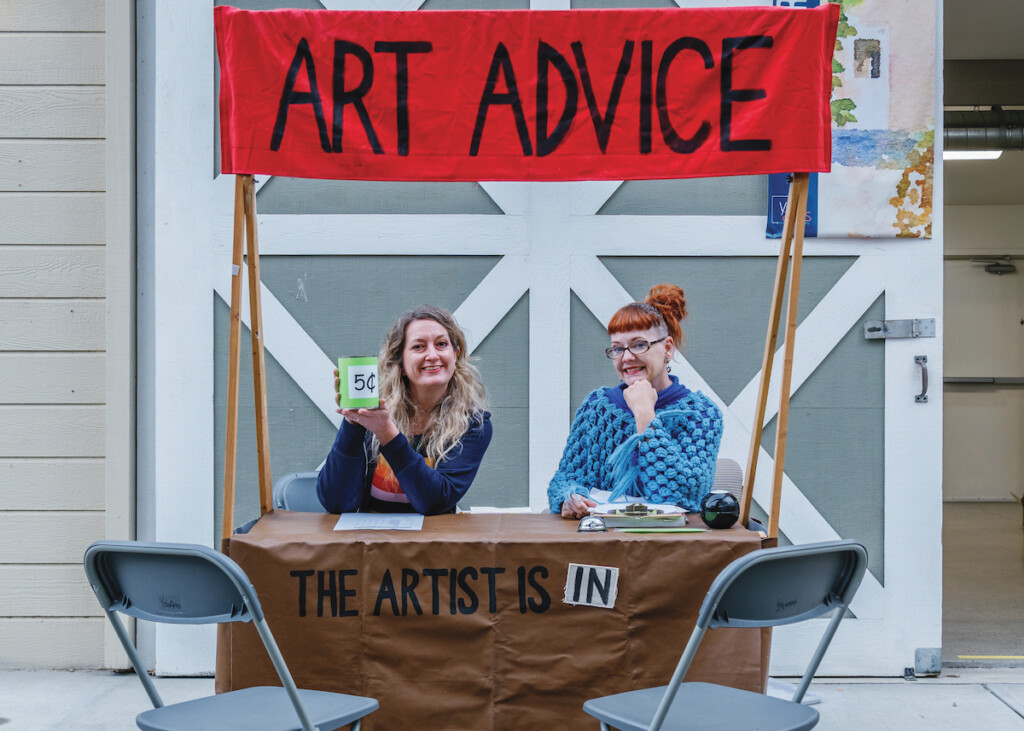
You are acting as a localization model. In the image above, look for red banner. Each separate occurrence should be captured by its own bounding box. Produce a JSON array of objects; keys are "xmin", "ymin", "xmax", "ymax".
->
[{"xmin": 215, "ymin": 5, "xmax": 839, "ymax": 182}]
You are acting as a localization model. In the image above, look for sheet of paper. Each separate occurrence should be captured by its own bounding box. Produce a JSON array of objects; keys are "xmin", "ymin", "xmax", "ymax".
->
[
  {"xmin": 616, "ymin": 527, "xmax": 706, "ymax": 533},
  {"xmin": 468, "ymin": 506, "xmax": 534, "ymax": 514},
  {"xmin": 334, "ymin": 513, "xmax": 424, "ymax": 531},
  {"xmin": 587, "ymin": 488, "xmax": 684, "ymax": 516},
  {"xmin": 563, "ymin": 563, "xmax": 619, "ymax": 608}
]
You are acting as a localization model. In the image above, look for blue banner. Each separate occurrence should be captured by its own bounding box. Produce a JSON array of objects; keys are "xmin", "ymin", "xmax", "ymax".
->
[{"xmin": 766, "ymin": 172, "xmax": 818, "ymax": 239}]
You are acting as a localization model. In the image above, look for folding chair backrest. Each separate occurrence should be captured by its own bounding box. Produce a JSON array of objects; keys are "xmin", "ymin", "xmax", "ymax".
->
[
  {"xmin": 84, "ymin": 541, "xmax": 330, "ymax": 731},
  {"xmin": 84, "ymin": 541, "xmax": 263, "ymax": 625},
  {"xmin": 698, "ymin": 540, "xmax": 867, "ymax": 631},
  {"xmin": 648, "ymin": 540, "xmax": 868, "ymax": 728},
  {"xmin": 272, "ymin": 471, "xmax": 326, "ymax": 513}
]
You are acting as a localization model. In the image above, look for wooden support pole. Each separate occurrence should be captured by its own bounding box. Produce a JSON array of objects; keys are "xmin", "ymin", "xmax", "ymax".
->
[
  {"xmin": 767, "ymin": 173, "xmax": 809, "ymax": 538},
  {"xmin": 242, "ymin": 174, "xmax": 274, "ymax": 514},
  {"xmin": 738, "ymin": 173, "xmax": 809, "ymax": 533},
  {"xmin": 221, "ymin": 175, "xmax": 246, "ymax": 545}
]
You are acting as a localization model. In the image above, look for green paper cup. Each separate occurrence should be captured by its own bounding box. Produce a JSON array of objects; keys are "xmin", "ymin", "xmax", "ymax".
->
[{"xmin": 338, "ymin": 356, "xmax": 380, "ymax": 409}]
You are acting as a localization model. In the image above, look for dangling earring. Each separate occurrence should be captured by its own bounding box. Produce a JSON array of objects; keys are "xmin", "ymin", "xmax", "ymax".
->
[{"xmin": 665, "ymin": 356, "xmax": 671, "ymax": 373}]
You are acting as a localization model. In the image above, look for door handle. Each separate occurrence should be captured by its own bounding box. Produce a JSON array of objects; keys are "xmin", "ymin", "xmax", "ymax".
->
[{"xmin": 915, "ymin": 355, "xmax": 928, "ymax": 403}]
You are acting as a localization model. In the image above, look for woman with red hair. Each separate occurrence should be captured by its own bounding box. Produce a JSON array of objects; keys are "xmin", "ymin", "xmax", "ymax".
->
[{"xmin": 549, "ymin": 284, "xmax": 723, "ymax": 519}]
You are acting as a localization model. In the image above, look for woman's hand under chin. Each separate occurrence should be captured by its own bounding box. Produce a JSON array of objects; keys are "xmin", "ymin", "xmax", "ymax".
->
[{"xmin": 622, "ymin": 380, "xmax": 658, "ymax": 433}]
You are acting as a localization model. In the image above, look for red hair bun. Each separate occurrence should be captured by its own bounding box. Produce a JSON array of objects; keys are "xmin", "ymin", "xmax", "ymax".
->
[{"xmin": 646, "ymin": 284, "xmax": 686, "ymax": 344}]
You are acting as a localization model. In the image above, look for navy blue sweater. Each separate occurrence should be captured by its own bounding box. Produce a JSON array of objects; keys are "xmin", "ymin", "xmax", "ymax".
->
[{"xmin": 317, "ymin": 412, "xmax": 492, "ymax": 515}]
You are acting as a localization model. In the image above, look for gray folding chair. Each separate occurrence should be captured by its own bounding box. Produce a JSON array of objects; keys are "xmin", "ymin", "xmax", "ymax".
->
[
  {"xmin": 272, "ymin": 471, "xmax": 327, "ymax": 513},
  {"xmin": 583, "ymin": 540, "xmax": 868, "ymax": 731},
  {"xmin": 83, "ymin": 540, "xmax": 377, "ymax": 731}
]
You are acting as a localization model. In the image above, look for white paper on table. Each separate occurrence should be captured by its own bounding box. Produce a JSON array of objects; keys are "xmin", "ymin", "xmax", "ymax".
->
[
  {"xmin": 468, "ymin": 506, "xmax": 534, "ymax": 514},
  {"xmin": 333, "ymin": 513, "xmax": 424, "ymax": 531},
  {"xmin": 587, "ymin": 488, "xmax": 684, "ymax": 516}
]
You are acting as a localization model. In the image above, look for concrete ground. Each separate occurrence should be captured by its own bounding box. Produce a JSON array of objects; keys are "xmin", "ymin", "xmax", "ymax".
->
[
  {"xmin": 1, "ymin": 668, "xmax": 1023, "ymax": 730},
  {"xmin": 943, "ymin": 502, "xmax": 1024, "ymax": 667}
]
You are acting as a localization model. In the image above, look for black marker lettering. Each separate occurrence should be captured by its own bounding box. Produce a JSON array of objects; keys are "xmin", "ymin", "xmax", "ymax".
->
[
  {"xmin": 720, "ymin": 36, "xmax": 773, "ymax": 152},
  {"xmin": 657, "ymin": 37, "xmax": 713, "ymax": 154},
  {"xmin": 423, "ymin": 568, "xmax": 448, "ymax": 616},
  {"xmin": 374, "ymin": 41, "xmax": 432, "ymax": 156},
  {"xmin": 317, "ymin": 570, "xmax": 337, "ymax": 618},
  {"xmin": 639, "ymin": 40, "xmax": 654, "ymax": 154},
  {"xmin": 271, "ymin": 38, "xmax": 330, "ymax": 153},
  {"xmin": 338, "ymin": 568, "xmax": 359, "ymax": 618},
  {"xmin": 536, "ymin": 41, "xmax": 579, "ymax": 157},
  {"xmin": 470, "ymin": 43, "xmax": 533, "ymax": 157},
  {"xmin": 457, "ymin": 567, "xmax": 479, "ymax": 614},
  {"xmin": 481, "ymin": 567, "xmax": 505, "ymax": 613},
  {"xmin": 401, "ymin": 568, "xmax": 423, "ymax": 616},
  {"xmin": 291, "ymin": 569, "xmax": 314, "ymax": 618},
  {"xmin": 528, "ymin": 566, "xmax": 551, "ymax": 613},
  {"xmin": 586, "ymin": 568, "xmax": 612, "ymax": 605},
  {"xmin": 573, "ymin": 40, "xmax": 633, "ymax": 153},
  {"xmin": 374, "ymin": 569, "xmax": 399, "ymax": 616},
  {"xmin": 332, "ymin": 40, "xmax": 384, "ymax": 154}
]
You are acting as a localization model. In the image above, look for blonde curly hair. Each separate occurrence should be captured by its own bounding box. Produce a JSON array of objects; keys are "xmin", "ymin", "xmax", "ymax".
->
[{"xmin": 375, "ymin": 305, "xmax": 486, "ymax": 464}]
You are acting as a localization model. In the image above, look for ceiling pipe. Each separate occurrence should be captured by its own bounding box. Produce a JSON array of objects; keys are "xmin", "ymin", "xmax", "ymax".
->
[{"xmin": 944, "ymin": 107, "xmax": 1024, "ymax": 151}]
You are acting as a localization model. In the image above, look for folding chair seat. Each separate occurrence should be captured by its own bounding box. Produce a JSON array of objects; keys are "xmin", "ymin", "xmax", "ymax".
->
[
  {"xmin": 84, "ymin": 540, "xmax": 377, "ymax": 731},
  {"xmin": 583, "ymin": 540, "xmax": 868, "ymax": 731}
]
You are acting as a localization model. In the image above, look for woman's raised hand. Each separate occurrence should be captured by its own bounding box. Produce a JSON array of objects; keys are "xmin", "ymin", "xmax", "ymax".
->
[
  {"xmin": 622, "ymin": 380, "xmax": 658, "ymax": 434},
  {"xmin": 337, "ymin": 367, "xmax": 400, "ymax": 444},
  {"xmin": 622, "ymin": 380, "xmax": 657, "ymax": 411},
  {"xmin": 341, "ymin": 406, "xmax": 401, "ymax": 446}
]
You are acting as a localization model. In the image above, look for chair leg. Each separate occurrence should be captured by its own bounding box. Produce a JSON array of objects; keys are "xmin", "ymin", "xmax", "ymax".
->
[
  {"xmin": 600, "ymin": 723, "xmax": 611, "ymax": 731},
  {"xmin": 350, "ymin": 722, "xmax": 361, "ymax": 731}
]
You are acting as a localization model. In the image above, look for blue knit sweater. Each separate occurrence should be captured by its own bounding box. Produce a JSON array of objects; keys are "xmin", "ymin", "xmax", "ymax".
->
[{"xmin": 548, "ymin": 376, "xmax": 723, "ymax": 513}]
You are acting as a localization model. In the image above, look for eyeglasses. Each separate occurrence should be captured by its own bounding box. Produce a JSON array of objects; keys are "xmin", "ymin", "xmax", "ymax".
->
[{"xmin": 605, "ymin": 337, "xmax": 667, "ymax": 359}]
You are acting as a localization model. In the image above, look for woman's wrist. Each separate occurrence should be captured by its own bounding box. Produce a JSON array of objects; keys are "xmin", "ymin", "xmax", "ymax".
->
[
  {"xmin": 634, "ymin": 408, "xmax": 655, "ymax": 433},
  {"xmin": 375, "ymin": 423, "xmax": 401, "ymax": 445}
]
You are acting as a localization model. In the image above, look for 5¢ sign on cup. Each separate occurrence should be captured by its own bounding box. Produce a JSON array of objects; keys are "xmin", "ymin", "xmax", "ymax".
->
[{"xmin": 338, "ymin": 356, "xmax": 379, "ymax": 409}]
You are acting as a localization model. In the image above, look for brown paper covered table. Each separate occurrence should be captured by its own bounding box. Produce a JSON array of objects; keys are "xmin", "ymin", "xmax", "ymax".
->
[{"xmin": 218, "ymin": 511, "xmax": 770, "ymax": 731}]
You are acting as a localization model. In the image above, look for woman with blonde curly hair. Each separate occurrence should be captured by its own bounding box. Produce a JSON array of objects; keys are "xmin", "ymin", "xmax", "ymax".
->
[
  {"xmin": 549, "ymin": 283, "xmax": 723, "ymax": 519},
  {"xmin": 317, "ymin": 305, "xmax": 491, "ymax": 515}
]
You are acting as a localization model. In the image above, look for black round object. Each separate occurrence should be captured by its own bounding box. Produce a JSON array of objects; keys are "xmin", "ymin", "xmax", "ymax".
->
[{"xmin": 700, "ymin": 490, "xmax": 740, "ymax": 529}]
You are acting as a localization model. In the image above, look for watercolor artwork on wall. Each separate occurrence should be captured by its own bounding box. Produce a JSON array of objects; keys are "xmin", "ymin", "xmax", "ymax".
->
[{"xmin": 769, "ymin": 0, "xmax": 935, "ymax": 238}]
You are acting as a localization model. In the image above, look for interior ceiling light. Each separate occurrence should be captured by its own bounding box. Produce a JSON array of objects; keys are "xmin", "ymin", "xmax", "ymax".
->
[{"xmin": 942, "ymin": 150, "xmax": 1003, "ymax": 160}]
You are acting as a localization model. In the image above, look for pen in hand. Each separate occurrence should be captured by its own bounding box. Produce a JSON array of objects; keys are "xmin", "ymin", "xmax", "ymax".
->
[{"xmin": 562, "ymin": 492, "xmax": 597, "ymax": 519}]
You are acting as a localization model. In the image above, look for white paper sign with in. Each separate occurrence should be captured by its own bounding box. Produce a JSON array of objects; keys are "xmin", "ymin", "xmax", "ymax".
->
[{"xmin": 563, "ymin": 563, "xmax": 619, "ymax": 609}]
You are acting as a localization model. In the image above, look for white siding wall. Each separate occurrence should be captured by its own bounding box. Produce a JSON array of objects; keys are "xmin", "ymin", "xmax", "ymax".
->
[{"xmin": 0, "ymin": 0, "xmax": 109, "ymax": 668}]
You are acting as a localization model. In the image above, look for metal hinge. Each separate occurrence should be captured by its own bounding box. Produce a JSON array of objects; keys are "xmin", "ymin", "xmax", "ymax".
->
[{"xmin": 863, "ymin": 318, "xmax": 935, "ymax": 339}]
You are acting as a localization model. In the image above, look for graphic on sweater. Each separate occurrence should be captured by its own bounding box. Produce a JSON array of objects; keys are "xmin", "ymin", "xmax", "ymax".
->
[{"xmin": 370, "ymin": 453, "xmax": 435, "ymax": 503}]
